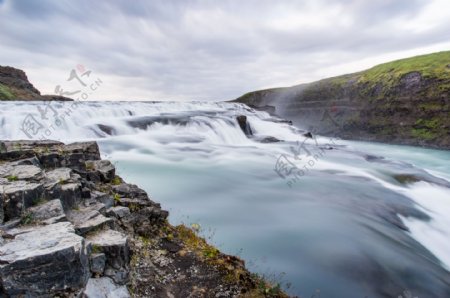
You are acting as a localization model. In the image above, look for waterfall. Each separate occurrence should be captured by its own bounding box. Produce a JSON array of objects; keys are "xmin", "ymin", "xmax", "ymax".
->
[{"xmin": 2, "ymin": 100, "xmax": 450, "ymax": 297}]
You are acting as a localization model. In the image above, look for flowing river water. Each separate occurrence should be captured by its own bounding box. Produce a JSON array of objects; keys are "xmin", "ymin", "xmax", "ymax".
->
[{"xmin": 1, "ymin": 101, "xmax": 449, "ymax": 298}]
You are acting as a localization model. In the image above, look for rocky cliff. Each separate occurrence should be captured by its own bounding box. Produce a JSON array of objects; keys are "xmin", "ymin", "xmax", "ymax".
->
[
  {"xmin": 0, "ymin": 140, "xmax": 287, "ymax": 297},
  {"xmin": 234, "ymin": 51, "xmax": 450, "ymax": 149},
  {"xmin": 0, "ymin": 66, "xmax": 72, "ymax": 101}
]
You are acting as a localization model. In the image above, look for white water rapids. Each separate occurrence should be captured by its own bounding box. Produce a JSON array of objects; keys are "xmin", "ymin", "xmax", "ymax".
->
[{"xmin": 1, "ymin": 101, "xmax": 449, "ymax": 298}]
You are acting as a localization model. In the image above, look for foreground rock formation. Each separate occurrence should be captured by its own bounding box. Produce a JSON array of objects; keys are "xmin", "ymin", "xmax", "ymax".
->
[
  {"xmin": 0, "ymin": 66, "xmax": 72, "ymax": 101},
  {"xmin": 233, "ymin": 51, "xmax": 450, "ymax": 149},
  {"xmin": 0, "ymin": 140, "xmax": 287, "ymax": 297}
]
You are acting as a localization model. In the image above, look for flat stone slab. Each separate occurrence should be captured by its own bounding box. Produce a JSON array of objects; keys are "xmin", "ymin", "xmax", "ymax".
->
[
  {"xmin": 92, "ymin": 190, "xmax": 114, "ymax": 209},
  {"xmin": 67, "ymin": 209, "xmax": 113, "ymax": 235},
  {"xmin": 77, "ymin": 214, "xmax": 113, "ymax": 235},
  {"xmin": 28, "ymin": 199, "xmax": 66, "ymax": 224},
  {"xmin": 0, "ymin": 222, "xmax": 90, "ymax": 296},
  {"xmin": 83, "ymin": 277, "xmax": 130, "ymax": 298},
  {"xmin": 82, "ymin": 199, "xmax": 107, "ymax": 214},
  {"xmin": 45, "ymin": 167, "xmax": 72, "ymax": 182},
  {"xmin": 106, "ymin": 206, "xmax": 130, "ymax": 219},
  {"xmin": 0, "ymin": 164, "xmax": 43, "ymax": 181},
  {"xmin": 88, "ymin": 229, "xmax": 128, "ymax": 248}
]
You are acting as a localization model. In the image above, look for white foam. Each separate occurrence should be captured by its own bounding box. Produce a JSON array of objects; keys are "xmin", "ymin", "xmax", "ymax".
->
[
  {"xmin": 399, "ymin": 182, "xmax": 450, "ymax": 270},
  {"xmin": 2, "ymin": 100, "xmax": 450, "ymax": 272}
]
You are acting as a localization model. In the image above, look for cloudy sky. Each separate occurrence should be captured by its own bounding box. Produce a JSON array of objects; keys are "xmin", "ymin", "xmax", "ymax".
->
[{"xmin": 1, "ymin": 0, "xmax": 450, "ymax": 101}]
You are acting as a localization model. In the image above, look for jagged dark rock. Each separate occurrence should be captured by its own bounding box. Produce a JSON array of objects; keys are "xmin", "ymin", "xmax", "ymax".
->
[
  {"xmin": 87, "ymin": 229, "xmax": 130, "ymax": 284},
  {"xmin": 90, "ymin": 160, "xmax": 115, "ymax": 182},
  {"xmin": 256, "ymin": 136, "xmax": 282, "ymax": 143},
  {"xmin": 0, "ymin": 140, "xmax": 288, "ymax": 298},
  {"xmin": 90, "ymin": 253, "xmax": 107, "ymax": 275},
  {"xmin": 1, "ymin": 181, "xmax": 44, "ymax": 222},
  {"xmin": 303, "ymin": 132, "xmax": 313, "ymax": 139},
  {"xmin": 107, "ymin": 206, "xmax": 131, "ymax": 219},
  {"xmin": 237, "ymin": 115, "xmax": 253, "ymax": 136}
]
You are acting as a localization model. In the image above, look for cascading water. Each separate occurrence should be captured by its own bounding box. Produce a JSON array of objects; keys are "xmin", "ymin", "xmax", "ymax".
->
[{"xmin": 1, "ymin": 101, "xmax": 449, "ymax": 298}]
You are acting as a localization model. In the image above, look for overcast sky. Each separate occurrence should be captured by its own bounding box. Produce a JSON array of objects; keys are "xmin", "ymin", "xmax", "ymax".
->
[{"xmin": 1, "ymin": 0, "xmax": 450, "ymax": 101}]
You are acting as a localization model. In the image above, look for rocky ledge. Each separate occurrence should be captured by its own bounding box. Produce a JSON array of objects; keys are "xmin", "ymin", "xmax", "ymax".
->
[{"xmin": 0, "ymin": 140, "xmax": 287, "ymax": 297}]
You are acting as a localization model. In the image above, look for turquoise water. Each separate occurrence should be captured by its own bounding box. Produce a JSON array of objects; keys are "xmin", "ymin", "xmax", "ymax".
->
[
  {"xmin": 105, "ymin": 138, "xmax": 450, "ymax": 298},
  {"xmin": 1, "ymin": 101, "xmax": 449, "ymax": 297}
]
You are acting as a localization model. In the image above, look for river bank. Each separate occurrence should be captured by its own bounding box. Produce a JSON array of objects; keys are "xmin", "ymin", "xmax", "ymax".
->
[{"xmin": 0, "ymin": 140, "xmax": 287, "ymax": 297}]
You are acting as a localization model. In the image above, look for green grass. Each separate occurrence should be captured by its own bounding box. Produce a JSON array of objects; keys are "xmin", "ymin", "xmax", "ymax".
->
[
  {"xmin": 0, "ymin": 84, "xmax": 14, "ymax": 100},
  {"xmin": 7, "ymin": 175, "xmax": 18, "ymax": 182},
  {"xmin": 415, "ymin": 118, "xmax": 441, "ymax": 130},
  {"xmin": 411, "ymin": 117, "xmax": 446, "ymax": 141},
  {"xmin": 359, "ymin": 51, "xmax": 450, "ymax": 84},
  {"xmin": 85, "ymin": 161, "xmax": 95, "ymax": 171},
  {"xmin": 355, "ymin": 51, "xmax": 450, "ymax": 99},
  {"xmin": 20, "ymin": 212, "xmax": 34, "ymax": 225},
  {"xmin": 111, "ymin": 176, "xmax": 121, "ymax": 185},
  {"xmin": 235, "ymin": 51, "xmax": 450, "ymax": 146},
  {"xmin": 113, "ymin": 193, "xmax": 121, "ymax": 204},
  {"xmin": 320, "ymin": 51, "xmax": 450, "ymax": 98},
  {"xmin": 91, "ymin": 244, "xmax": 102, "ymax": 254},
  {"xmin": 237, "ymin": 51, "xmax": 450, "ymax": 104}
]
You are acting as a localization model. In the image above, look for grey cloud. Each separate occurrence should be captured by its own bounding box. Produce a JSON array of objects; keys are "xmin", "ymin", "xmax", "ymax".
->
[{"xmin": 1, "ymin": 0, "xmax": 449, "ymax": 101}]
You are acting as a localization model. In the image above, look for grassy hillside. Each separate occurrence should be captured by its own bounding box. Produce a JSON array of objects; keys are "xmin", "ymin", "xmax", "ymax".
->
[
  {"xmin": 234, "ymin": 51, "xmax": 450, "ymax": 149},
  {"xmin": 359, "ymin": 51, "xmax": 450, "ymax": 85}
]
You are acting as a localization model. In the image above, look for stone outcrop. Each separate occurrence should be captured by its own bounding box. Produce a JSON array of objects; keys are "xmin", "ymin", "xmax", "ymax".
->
[
  {"xmin": 233, "ymin": 51, "xmax": 450, "ymax": 149},
  {"xmin": 0, "ymin": 65, "xmax": 73, "ymax": 101},
  {"xmin": 236, "ymin": 115, "xmax": 253, "ymax": 136},
  {"xmin": 0, "ymin": 222, "xmax": 89, "ymax": 296},
  {"xmin": 0, "ymin": 140, "xmax": 287, "ymax": 297}
]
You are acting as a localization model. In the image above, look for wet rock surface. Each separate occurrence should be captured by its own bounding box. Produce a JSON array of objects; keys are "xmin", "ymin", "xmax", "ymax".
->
[
  {"xmin": 0, "ymin": 140, "xmax": 286, "ymax": 298},
  {"xmin": 237, "ymin": 115, "xmax": 253, "ymax": 136}
]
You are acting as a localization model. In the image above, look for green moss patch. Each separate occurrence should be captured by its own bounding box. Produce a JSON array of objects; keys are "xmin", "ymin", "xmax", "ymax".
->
[
  {"xmin": 411, "ymin": 127, "xmax": 436, "ymax": 140},
  {"xmin": 0, "ymin": 84, "xmax": 14, "ymax": 100}
]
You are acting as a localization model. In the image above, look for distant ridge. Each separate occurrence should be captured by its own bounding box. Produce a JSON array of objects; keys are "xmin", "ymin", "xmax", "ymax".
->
[
  {"xmin": 0, "ymin": 65, "xmax": 72, "ymax": 101},
  {"xmin": 233, "ymin": 51, "xmax": 450, "ymax": 149}
]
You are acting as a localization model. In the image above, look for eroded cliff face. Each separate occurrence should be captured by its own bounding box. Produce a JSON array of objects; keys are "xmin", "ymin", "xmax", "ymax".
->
[
  {"xmin": 0, "ymin": 140, "xmax": 287, "ymax": 298},
  {"xmin": 0, "ymin": 66, "xmax": 72, "ymax": 101},
  {"xmin": 234, "ymin": 51, "xmax": 450, "ymax": 149}
]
